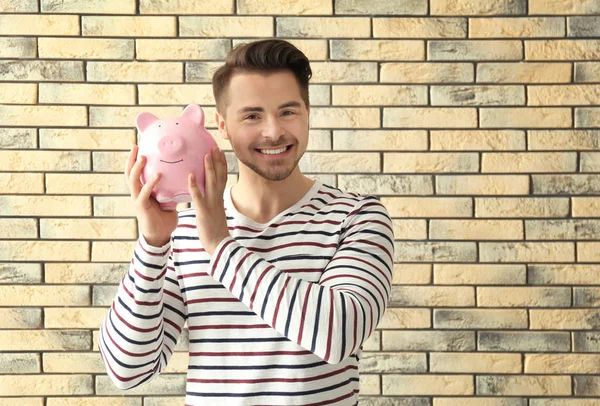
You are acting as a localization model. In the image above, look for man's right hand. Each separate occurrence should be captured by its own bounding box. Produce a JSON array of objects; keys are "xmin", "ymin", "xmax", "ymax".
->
[{"xmin": 125, "ymin": 144, "xmax": 178, "ymax": 247}]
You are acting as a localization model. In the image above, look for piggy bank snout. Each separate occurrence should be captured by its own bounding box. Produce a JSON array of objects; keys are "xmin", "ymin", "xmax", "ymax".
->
[{"xmin": 157, "ymin": 135, "xmax": 185, "ymax": 157}]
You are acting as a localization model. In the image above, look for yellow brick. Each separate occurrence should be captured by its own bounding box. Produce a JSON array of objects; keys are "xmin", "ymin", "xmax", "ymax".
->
[
  {"xmin": 45, "ymin": 263, "xmax": 127, "ymax": 284},
  {"xmin": 580, "ymin": 152, "xmax": 600, "ymax": 172},
  {"xmin": 480, "ymin": 242, "xmax": 574, "ymax": 263},
  {"xmin": 40, "ymin": 129, "xmax": 136, "ymax": 150},
  {"xmin": 0, "ymin": 375, "xmax": 93, "ymax": 396},
  {"xmin": 383, "ymin": 108, "xmax": 477, "ymax": 128},
  {"xmin": 139, "ymin": 0, "xmax": 233, "ymax": 14},
  {"xmin": 42, "ymin": 0, "xmax": 135, "ymax": 13},
  {"xmin": 0, "ymin": 173, "xmax": 44, "ymax": 194},
  {"xmin": 373, "ymin": 18, "xmax": 466, "ymax": 38},
  {"xmin": 40, "ymin": 218, "xmax": 137, "ymax": 240},
  {"xmin": 339, "ymin": 174, "xmax": 432, "ymax": 195},
  {"xmin": 331, "ymin": 40, "xmax": 424, "ymax": 61},
  {"xmin": 392, "ymin": 219, "xmax": 427, "ymax": 240},
  {"xmin": 310, "ymin": 107, "xmax": 379, "ymax": 128},
  {"xmin": 336, "ymin": 0, "xmax": 427, "ymax": 15},
  {"xmin": 482, "ymin": 152, "xmax": 577, "ymax": 173},
  {"xmin": 392, "ymin": 264, "xmax": 432, "ymax": 284},
  {"xmin": 299, "ymin": 152, "xmax": 379, "ymax": 173},
  {"xmin": 435, "ymin": 264, "xmax": 526, "ymax": 285},
  {"xmin": 381, "ymin": 62, "xmax": 473, "ymax": 83},
  {"xmin": 0, "ymin": 128, "xmax": 37, "ymax": 148},
  {"xmin": 136, "ymin": 39, "xmax": 230, "ymax": 60},
  {"xmin": 38, "ymin": 38, "xmax": 133, "ymax": 59},
  {"xmin": 576, "ymin": 107, "xmax": 600, "ymax": 127},
  {"xmin": 138, "ymin": 84, "xmax": 214, "ymax": 105},
  {"xmin": 578, "ymin": 242, "xmax": 600, "ymax": 262},
  {"xmin": 46, "ymin": 174, "xmax": 128, "ymax": 195},
  {"xmin": 531, "ymin": 309, "xmax": 600, "ymax": 329},
  {"xmin": 432, "ymin": 0, "xmax": 526, "ymax": 14},
  {"xmin": 180, "ymin": 16, "xmax": 273, "ymax": 37},
  {"xmin": 573, "ymin": 197, "xmax": 600, "ymax": 217},
  {"xmin": 431, "ymin": 85, "xmax": 525, "ymax": 106},
  {"xmin": 92, "ymin": 151, "xmax": 128, "ymax": 172},
  {"xmin": 392, "ymin": 286, "xmax": 475, "ymax": 307},
  {"xmin": 0, "ymin": 196, "xmax": 91, "ymax": 217},
  {"xmin": 384, "ymin": 152, "xmax": 478, "ymax": 173},
  {"xmin": 480, "ymin": 108, "xmax": 572, "ymax": 128},
  {"xmin": 526, "ymin": 354, "xmax": 600, "ymax": 374},
  {"xmin": 0, "ymin": 308, "xmax": 42, "ymax": 328},
  {"xmin": 39, "ymin": 83, "xmax": 135, "ymax": 105},
  {"xmin": 90, "ymin": 106, "xmax": 206, "ymax": 128},
  {"xmin": 576, "ymin": 62, "xmax": 600, "ymax": 82},
  {"xmin": 429, "ymin": 40, "xmax": 522, "ymax": 60},
  {"xmin": 93, "ymin": 197, "xmax": 137, "ymax": 217},
  {"xmin": 477, "ymin": 62, "xmax": 572, "ymax": 83},
  {"xmin": 92, "ymin": 241, "xmax": 136, "ymax": 262},
  {"xmin": 0, "ymin": 14, "xmax": 78, "ymax": 35},
  {"xmin": 430, "ymin": 219, "xmax": 522, "ymax": 240},
  {"xmin": 0, "ymin": 286, "xmax": 89, "ymax": 306},
  {"xmin": 477, "ymin": 375, "xmax": 571, "ymax": 396},
  {"xmin": 0, "ymin": 330, "xmax": 90, "ymax": 351},
  {"xmin": 87, "ymin": 62, "xmax": 183, "ymax": 83},
  {"xmin": 0, "ymin": 105, "xmax": 87, "ymax": 126},
  {"xmin": 0, "ymin": 151, "xmax": 90, "ymax": 172},
  {"xmin": 43, "ymin": 353, "xmax": 104, "ymax": 373},
  {"xmin": 470, "ymin": 17, "xmax": 564, "ymax": 38},
  {"xmin": 0, "ymin": 83, "xmax": 37, "ymax": 104},
  {"xmin": 332, "ymin": 85, "xmax": 427, "ymax": 106},
  {"xmin": 381, "ymin": 197, "xmax": 472, "ymax": 217},
  {"xmin": 0, "ymin": 218, "xmax": 36, "ymax": 238},
  {"xmin": 0, "ymin": 37, "xmax": 35, "ymax": 58},
  {"xmin": 0, "ymin": 0, "xmax": 37, "ymax": 12},
  {"xmin": 379, "ymin": 308, "xmax": 431, "ymax": 329},
  {"xmin": 526, "ymin": 40, "xmax": 600, "ymax": 61},
  {"xmin": 0, "ymin": 241, "xmax": 89, "ymax": 261},
  {"xmin": 431, "ymin": 130, "xmax": 525, "ymax": 150},
  {"xmin": 46, "ymin": 398, "xmax": 140, "ymax": 406},
  {"xmin": 82, "ymin": 16, "xmax": 176, "ymax": 37},
  {"xmin": 529, "ymin": 85, "xmax": 600, "ymax": 106},
  {"xmin": 311, "ymin": 62, "xmax": 377, "ymax": 83},
  {"xmin": 239, "ymin": 0, "xmax": 330, "ymax": 14},
  {"xmin": 45, "ymin": 308, "xmax": 107, "ymax": 329},
  {"xmin": 0, "ymin": 399, "xmax": 42, "ymax": 406},
  {"xmin": 437, "ymin": 175, "xmax": 529, "ymax": 195},
  {"xmin": 360, "ymin": 375, "xmax": 380, "ymax": 395},
  {"xmin": 276, "ymin": 17, "xmax": 370, "ymax": 38},
  {"xmin": 431, "ymin": 353, "xmax": 521, "ymax": 373},
  {"xmin": 478, "ymin": 287, "xmax": 570, "ymax": 307},
  {"xmin": 333, "ymin": 130, "xmax": 427, "ymax": 151},
  {"xmin": 529, "ymin": 0, "xmax": 600, "ymax": 15},
  {"xmin": 383, "ymin": 374, "xmax": 473, "ymax": 396},
  {"xmin": 475, "ymin": 197, "xmax": 569, "ymax": 218},
  {"xmin": 0, "ymin": 60, "xmax": 84, "ymax": 82}
]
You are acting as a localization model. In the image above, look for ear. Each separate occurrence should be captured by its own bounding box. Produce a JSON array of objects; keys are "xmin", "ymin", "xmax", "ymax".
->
[
  {"xmin": 136, "ymin": 112, "xmax": 158, "ymax": 132},
  {"xmin": 215, "ymin": 111, "xmax": 229, "ymax": 140},
  {"xmin": 181, "ymin": 104, "xmax": 205, "ymax": 127}
]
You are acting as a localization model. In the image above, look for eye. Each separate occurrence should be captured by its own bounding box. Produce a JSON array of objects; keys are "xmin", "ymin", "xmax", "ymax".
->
[
  {"xmin": 282, "ymin": 110, "xmax": 295, "ymax": 116},
  {"xmin": 244, "ymin": 114, "xmax": 259, "ymax": 120},
  {"xmin": 176, "ymin": 122, "xmax": 179, "ymax": 125},
  {"xmin": 158, "ymin": 124, "xmax": 161, "ymax": 128}
]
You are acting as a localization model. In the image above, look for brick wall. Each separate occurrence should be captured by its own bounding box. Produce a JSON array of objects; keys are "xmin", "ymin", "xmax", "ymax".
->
[{"xmin": 1, "ymin": 0, "xmax": 600, "ymax": 404}]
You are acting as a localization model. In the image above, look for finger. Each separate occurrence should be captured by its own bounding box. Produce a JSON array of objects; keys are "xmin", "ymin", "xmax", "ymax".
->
[
  {"xmin": 188, "ymin": 172, "xmax": 203, "ymax": 201},
  {"xmin": 204, "ymin": 149, "xmax": 217, "ymax": 196},
  {"xmin": 137, "ymin": 172, "xmax": 162, "ymax": 205},
  {"xmin": 221, "ymin": 150, "xmax": 228, "ymax": 185},
  {"xmin": 128, "ymin": 155, "xmax": 146, "ymax": 199},
  {"xmin": 124, "ymin": 144, "xmax": 137, "ymax": 180},
  {"xmin": 214, "ymin": 149, "xmax": 226, "ymax": 188}
]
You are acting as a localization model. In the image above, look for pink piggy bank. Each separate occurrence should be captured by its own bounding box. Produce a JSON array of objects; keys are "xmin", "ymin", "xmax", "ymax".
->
[{"xmin": 135, "ymin": 104, "xmax": 218, "ymax": 211}]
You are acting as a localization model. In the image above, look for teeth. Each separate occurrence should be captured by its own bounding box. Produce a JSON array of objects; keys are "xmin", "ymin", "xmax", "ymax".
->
[{"xmin": 259, "ymin": 146, "xmax": 288, "ymax": 155}]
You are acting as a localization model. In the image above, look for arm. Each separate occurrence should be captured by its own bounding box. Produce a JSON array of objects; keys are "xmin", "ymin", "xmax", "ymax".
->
[
  {"xmin": 208, "ymin": 196, "xmax": 394, "ymax": 364},
  {"xmin": 98, "ymin": 233, "xmax": 186, "ymax": 389}
]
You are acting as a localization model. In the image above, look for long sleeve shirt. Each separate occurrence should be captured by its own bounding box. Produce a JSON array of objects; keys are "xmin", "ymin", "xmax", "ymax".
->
[{"xmin": 99, "ymin": 179, "xmax": 395, "ymax": 406}]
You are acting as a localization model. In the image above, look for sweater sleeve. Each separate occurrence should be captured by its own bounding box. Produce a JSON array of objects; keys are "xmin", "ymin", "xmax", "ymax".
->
[
  {"xmin": 98, "ymin": 232, "xmax": 187, "ymax": 389},
  {"xmin": 208, "ymin": 196, "xmax": 394, "ymax": 365}
]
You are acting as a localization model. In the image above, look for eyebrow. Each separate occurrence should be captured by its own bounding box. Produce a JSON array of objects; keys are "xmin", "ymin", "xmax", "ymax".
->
[{"xmin": 236, "ymin": 101, "xmax": 302, "ymax": 114}]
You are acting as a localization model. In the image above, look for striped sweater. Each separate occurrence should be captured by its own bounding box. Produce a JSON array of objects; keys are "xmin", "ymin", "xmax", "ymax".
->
[{"xmin": 99, "ymin": 179, "xmax": 395, "ymax": 405}]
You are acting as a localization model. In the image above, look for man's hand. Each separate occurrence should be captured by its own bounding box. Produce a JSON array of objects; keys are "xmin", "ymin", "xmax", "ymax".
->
[{"xmin": 188, "ymin": 147, "xmax": 231, "ymax": 255}]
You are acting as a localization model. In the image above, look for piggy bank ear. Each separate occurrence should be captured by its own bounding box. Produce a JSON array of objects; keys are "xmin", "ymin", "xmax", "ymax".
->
[
  {"xmin": 136, "ymin": 112, "xmax": 159, "ymax": 132},
  {"xmin": 181, "ymin": 104, "xmax": 205, "ymax": 127}
]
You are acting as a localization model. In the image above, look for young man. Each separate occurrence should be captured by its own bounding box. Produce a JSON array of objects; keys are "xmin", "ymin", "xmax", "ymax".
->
[{"xmin": 99, "ymin": 39, "xmax": 395, "ymax": 405}]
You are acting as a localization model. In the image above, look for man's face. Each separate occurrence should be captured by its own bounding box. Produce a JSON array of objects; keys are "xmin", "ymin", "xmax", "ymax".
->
[{"xmin": 216, "ymin": 70, "xmax": 310, "ymax": 182}]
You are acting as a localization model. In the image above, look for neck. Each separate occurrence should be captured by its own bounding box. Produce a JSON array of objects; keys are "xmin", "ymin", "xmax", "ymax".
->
[{"xmin": 229, "ymin": 167, "xmax": 316, "ymax": 224}]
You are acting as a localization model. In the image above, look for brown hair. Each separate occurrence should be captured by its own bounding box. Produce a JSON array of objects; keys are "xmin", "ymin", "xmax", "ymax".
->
[{"xmin": 212, "ymin": 39, "xmax": 312, "ymax": 116}]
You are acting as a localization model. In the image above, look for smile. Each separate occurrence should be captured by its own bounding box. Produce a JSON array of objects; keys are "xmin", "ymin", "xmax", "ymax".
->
[{"xmin": 160, "ymin": 159, "xmax": 183, "ymax": 164}]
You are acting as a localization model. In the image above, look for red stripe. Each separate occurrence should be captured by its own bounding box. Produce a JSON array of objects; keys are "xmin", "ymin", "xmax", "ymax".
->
[
  {"xmin": 344, "ymin": 217, "xmax": 393, "ymax": 234},
  {"xmin": 272, "ymin": 275, "xmax": 291, "ymax": 327},
  {"xmin": 249, "ymin": 264, "xmax": 274, "ymax": 309},
  {"xmin": 351, "ymin": 299, "xmax": 358, "ymax": 355},
  {"xmin": 328, "ymin": 255, "xmax": 391, "ymax": 286},
  {"xmin": 297, "ymin": 283, "xmax": 312, "ymax": 345},
  {"xmin": 229, "ymin": 251, "xmax": 253, "ymax": 291},
  {"xmin": 184, "ymin": 297, "xmax": 238, "ymax": 306},
  {"xmin": 121, "ymin": 278, "xmax": 161, "ymax": 306},
  {"xmin": 104, "ymin": 317, "xmax": 163, "ymax": 357},
  {"xmin": 138, "ymin": 240, "xmax": 169, "ymax": 256},
  {"xmin": 99, "ymin": 341, "xmax": 159, "ymax": 383},
  {"xmin": 177, "ymin": 271, "xmax": 209, "ymax": 279},
  {"xmin": 187, "ymin": 365, "xmax": 357, "ymax": 384},
  {"xmin": 340, "ymin": 238, "xmax": 393, "ymax": 263},
  {"xmin": 189, "ymin": 350, "xmax": 311, "ymax": 357},
  {"xmin": 210, "ymin": 238, "xmax": 235, "ymax": 277},
  {"xmin": 320, "ymin": 273, "xmax": 386, "ymax": 304},
  {"xmin": 111, "ymin": 302, "xmax": 160, "ymax": 333}
]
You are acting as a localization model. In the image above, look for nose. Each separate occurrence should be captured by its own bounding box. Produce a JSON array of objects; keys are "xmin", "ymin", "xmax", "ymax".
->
[
  {"xmin": 157, "ymin": 134, "xmax": 184, "ymax": 159},
  {"xmin": 262, "ymin": 117, "xmax": 285, "ymax": 140}
]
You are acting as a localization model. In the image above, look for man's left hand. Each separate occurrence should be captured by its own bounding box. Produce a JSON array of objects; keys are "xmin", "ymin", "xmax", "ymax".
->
[{"xmin": 188, "ymin": 147, "xmax": 231, "ymax": 256}]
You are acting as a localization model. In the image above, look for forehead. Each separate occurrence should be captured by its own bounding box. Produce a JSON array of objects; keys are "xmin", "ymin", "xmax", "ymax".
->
[{"xmin": 226, "ymin": 71, "xmax": 304, "ymax": 107}]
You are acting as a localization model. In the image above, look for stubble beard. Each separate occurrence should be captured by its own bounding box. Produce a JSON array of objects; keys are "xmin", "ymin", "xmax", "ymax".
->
[{"xmin": 233, "ymin": 143, "xmax": 303, "ymax": 182}]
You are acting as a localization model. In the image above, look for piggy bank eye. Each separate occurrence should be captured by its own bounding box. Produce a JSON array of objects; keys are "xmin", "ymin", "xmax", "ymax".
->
[
  {"xmin": 158, "ymin": 125, "xmax": 161, "ymax": 128},
  {"xmin": 176, "ymin": 122, "xmax": 179, "ymax": 125}
]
